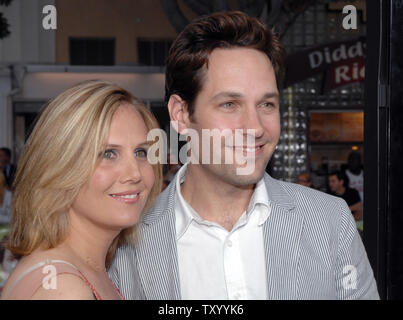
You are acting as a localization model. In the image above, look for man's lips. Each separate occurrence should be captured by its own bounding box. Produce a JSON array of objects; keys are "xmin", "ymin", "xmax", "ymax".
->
[
  {"xmin": 227, "ymin": 143, "xmax": 266, "ymax": 151},
  {"xmin": 227, "ymin": 143, "xmax": 266, "ymax": 158}
]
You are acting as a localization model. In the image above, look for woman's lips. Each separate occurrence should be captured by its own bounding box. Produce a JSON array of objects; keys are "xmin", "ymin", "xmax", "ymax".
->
[{"xmin": 109, "ymin": 191, "xmax": 140, "ymax": 204}]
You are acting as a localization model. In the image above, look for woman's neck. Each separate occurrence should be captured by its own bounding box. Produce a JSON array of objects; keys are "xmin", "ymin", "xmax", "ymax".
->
[{"xmin": 63, "ymin": 212, "xmax": 120, "ymax": 273}]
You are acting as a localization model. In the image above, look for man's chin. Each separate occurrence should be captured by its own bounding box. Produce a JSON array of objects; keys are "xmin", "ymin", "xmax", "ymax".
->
[
  {"xmin": 228, "ymin": 165, "xmax": 266, "ymax": 186},
  {"xmin": 232, "ymin": 174, "xmax": 264, "ymax": 187}
]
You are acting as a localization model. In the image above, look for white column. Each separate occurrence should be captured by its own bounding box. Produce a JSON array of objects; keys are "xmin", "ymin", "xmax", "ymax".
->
[
  {"xmin": 0, "ymin": 0, "xmax": 56, "ymax": 63},
  {"xmin": 0, "ymin": 67, "xmax": 13, "ymax": 150}
]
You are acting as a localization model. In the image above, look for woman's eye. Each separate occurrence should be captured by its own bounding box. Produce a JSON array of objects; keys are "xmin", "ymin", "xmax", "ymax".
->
[
  {"xmin": 134, "ymin": 148, "xmax": 148, "ymax": 158},
  {"xmin": 103, "ymin": 149, "xmax": 117, "ymax": 159}
]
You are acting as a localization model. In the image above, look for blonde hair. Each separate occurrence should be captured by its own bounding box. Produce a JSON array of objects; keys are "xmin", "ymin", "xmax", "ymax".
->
[
  {"xmin": 0, "ymin": 171, "xmax": 7, "ymax": 207},
  {"xmin": 8, "ymin": 80, "xmax": 162, "ymax": 267}
]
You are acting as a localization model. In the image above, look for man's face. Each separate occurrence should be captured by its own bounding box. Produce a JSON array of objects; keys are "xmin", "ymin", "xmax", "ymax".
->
[
  {"xmin": 348, "ymin": 153, "xmax": 361, "ymax": 172},
  {"xmin": 328, "ymin": 175, "xmax": 343, "ymax": 193},
  {"xmin": 184, "ymin": 47, "xmax": 281, "ymax": 187}
]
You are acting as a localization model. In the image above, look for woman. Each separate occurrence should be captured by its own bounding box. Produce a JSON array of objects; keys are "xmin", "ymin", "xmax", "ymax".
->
[
  {"xmin": 0, "ymin": 172, "xmax": 12, "ymax": 224},
  {"xmin": 1, "ymin": 80, "xmax": 162, "ymax": 300}
]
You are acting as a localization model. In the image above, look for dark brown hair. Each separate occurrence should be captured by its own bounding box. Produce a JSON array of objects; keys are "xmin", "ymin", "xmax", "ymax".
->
[{"xmin": 165, "ymin": 11, "xmax": 286, "ymax": 118}]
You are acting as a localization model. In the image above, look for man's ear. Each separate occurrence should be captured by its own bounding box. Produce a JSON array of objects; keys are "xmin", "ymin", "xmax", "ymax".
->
[{"xmin": 167, "ymin": 94, "xmax": 191, "ymax": 135}]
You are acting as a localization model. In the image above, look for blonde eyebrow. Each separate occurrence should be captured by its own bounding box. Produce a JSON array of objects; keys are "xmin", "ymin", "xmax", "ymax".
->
[{"xmin": 105, "ymin": 141, "xmax": 153, "ymax": 149}]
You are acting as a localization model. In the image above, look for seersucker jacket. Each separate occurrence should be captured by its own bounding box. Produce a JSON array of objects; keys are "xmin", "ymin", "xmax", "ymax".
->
[{"xmin": 108, "ymin": 173, "xmax": 379, "ymax": 300}]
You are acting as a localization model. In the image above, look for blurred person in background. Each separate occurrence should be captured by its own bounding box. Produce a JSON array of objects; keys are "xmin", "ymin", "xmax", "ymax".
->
[
  {"xmin": 328, "ymin": 171, "xmax": 362, "ymax": 221},
  {"xmin": 344, "ymin": 151, "xmax": 364, "ymax": 204},
  {"xmin": 297, "ymin": 172, "xmax": 313, "ymax": 188},
  {"xmin": 0, "ymin": 236, "xmax": 18, "ymax": 294},
  {"xmin": 0, "ymin": 172, "xmax": 12, "ymax": 225},
  {"xmin": 0, "ymin": 148, "xmax": 16, "ymax": 189}
]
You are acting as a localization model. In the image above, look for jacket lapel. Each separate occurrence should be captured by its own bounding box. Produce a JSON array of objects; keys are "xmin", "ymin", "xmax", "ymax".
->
[
  {"xmin": 135, "ymin": 182, "xmax": 181, "ymax": 300},
  {"xmin": 263, "ymin": 174, "xmax": 304, "ymax": 299}
]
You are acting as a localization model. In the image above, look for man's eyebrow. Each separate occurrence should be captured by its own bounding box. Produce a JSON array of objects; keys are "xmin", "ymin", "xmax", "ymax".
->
[
  {"xmin": 210, "ymin": 91, "xmax": 244, "ymax": 101},
  {"xmin": 210, "ymin": 91, "xmax": 279, "ymax": 102},
  {"xmin": 261, "ymin": 92, "xmax": 280, "ymax": 100}
]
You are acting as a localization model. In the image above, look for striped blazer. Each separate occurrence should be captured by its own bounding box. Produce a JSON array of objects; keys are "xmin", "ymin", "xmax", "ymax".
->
[{"xmin": 108, "ymin": 173, "xmax": 379, "ymax": 300}]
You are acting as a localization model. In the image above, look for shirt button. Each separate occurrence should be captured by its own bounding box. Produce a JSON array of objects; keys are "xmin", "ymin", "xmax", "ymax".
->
[{"xmin": 227, "ymin": 240, "xmax": 233, "ymax": 247}]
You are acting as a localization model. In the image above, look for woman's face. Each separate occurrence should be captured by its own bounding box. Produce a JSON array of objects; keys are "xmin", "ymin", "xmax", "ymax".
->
[{"xmin": 69, "ymin": 104, "xmax": 155, "ymax": 231}]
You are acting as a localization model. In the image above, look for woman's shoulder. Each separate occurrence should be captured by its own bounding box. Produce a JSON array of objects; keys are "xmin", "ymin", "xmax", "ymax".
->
[
  {"xmin": 31, "ymin": 273, "xmax": 95, "ymax": 300},
  {"xmin": 1, "ymin": 249, "xmax": 94, "ymax": 300}
]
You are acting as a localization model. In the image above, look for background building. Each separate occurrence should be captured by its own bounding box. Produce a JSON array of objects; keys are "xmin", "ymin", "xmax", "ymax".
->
[{"xmin": 0, "ymin": 0, "xmax": 366, "ymax": 181}]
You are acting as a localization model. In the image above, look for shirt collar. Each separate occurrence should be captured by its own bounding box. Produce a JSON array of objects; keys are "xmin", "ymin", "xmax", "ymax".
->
[
  {"xmin": 175, "ymin": 163, "xmax": 271, "ymax": 239},
  {"xmin": 247, "ymin": 177, "xmax": 270, "ymax": 225},
  {"xmin": 175, "ymin": 163, "xmax": 198, "ymax": 239}
]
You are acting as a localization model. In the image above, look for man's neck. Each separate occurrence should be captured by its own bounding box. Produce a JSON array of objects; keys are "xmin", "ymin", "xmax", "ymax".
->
[{"xmin": 180, "ymin": 165, "xmax": 256, "ymax": 231}]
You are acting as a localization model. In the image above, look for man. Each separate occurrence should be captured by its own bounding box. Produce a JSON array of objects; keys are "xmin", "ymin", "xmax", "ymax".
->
[
  {"xmin": 0, "ymin": 148, "xmax": 16, "ymax": 189},
  {"xmin": 345, "ymin": 151, "xmax": 364, "ymax": 203},
  {"xmin": 328, "ymin": 171, "xmax": 362, "ymax": 221},
  {"xmin": 297, "ymin": 172, "xmax": 313, "ymax": 189},
  {"xmin": 109, "ymin": 11, "xmax": 378, "ymax": 299}
]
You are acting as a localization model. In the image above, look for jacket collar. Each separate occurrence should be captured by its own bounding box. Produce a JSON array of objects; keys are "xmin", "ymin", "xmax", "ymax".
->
[
  {"xmin": 142, "ymin": 170, "xmax": 296, "ymax": 226},
  {"xmin": 263, "ymin": 173, "xmax": 296, "ymax": 212},
  {"xmin": 142, "ymin": 175, "xmax": 177, "ymax": 225}
]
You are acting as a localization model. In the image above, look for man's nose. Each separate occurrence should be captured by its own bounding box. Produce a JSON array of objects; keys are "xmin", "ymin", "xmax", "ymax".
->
[{"xmin": 241, "ymin": 106, "xmax": 265, "ymax": 139}]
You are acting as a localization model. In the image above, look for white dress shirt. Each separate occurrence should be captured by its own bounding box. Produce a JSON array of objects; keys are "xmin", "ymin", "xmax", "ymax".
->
[{"xmin": 175, "ymin": 163, "xmax": 271, "ymax": 300}]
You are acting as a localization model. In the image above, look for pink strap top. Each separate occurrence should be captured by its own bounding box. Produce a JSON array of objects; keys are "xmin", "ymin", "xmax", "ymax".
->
[{"xmin": 2, "ymin": 259, "xmax": 124, "ymax": 300}]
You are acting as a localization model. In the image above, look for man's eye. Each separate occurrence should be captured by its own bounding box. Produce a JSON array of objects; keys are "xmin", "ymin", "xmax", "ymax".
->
[
  {"xmin": 262, "ymin": 102, "xmax": 274, "ymax": 108},
  {"xmin": 103, "ymin": 150, "xmax": 117, "ymax": 159},
  {"xmin": 134, "ymin": 148, "xmax": 148, "ymax": 158},
  {"xmin": 221, "ymin": 102, "xmax": 235, "ymax": 108}
]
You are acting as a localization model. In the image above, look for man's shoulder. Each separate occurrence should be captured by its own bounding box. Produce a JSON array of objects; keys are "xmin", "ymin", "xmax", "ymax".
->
[
  {"xmin": 344, "ymin": 187, "xmax": 361, "ymax": 204},
  {"xmin": 263, "ymin": 174, "xmax": 348, "ymax": 220},
  {"xmin": 346, "ymin": 187, "xmax": 360, "ymax": 196},
  {"xmin": 265, "ymin": 174, "xmax": 342, "ymax": 204}
]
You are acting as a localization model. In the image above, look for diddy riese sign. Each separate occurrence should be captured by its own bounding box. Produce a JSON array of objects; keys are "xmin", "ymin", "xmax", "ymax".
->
[{"xmin": 284, "ymin": 37, "xmax": 365, "ymax": 93}]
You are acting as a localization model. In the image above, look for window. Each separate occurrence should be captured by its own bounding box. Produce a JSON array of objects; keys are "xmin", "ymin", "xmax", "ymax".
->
[
  {"xmin": 69, "ymin": 38, "xmax": 115, "ymax": 65},
  {"xmin": 137, "ymin": 39, "xmax": 173, "ymax": 66}
]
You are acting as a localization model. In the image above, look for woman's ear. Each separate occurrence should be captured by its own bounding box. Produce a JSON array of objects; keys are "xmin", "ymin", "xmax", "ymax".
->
[{"xmin": 167, "ymin": 94, "xmax": 190, "ymax": 135}]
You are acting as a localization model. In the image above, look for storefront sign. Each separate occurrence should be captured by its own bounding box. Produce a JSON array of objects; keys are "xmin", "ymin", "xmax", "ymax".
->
[
  {"xmin": 323, "ymin": 57, "xmax": 365, "ymax": 92},
  {"xmin": 284, "ymin": 37, "xmax": 366, "ymax": 88}
]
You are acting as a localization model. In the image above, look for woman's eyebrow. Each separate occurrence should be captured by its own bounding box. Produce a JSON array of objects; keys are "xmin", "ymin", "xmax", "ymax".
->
[
  {"xmin": 105, "ymin": 144, "xmax": 122, "ymax": 149},
  {"xmin": 105, "ymin": 141, "xmax": 153, "ymax": 149},
  {"xmin": 138, "ymin": 141, "xmax": 154, "ymax": 146}
]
